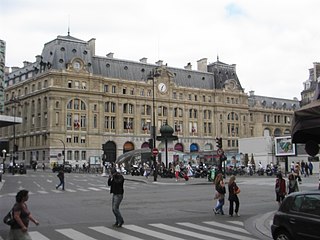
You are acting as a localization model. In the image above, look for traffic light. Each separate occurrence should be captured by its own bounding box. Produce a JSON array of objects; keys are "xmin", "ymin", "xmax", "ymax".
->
[
  {"xmin": 216, "ymin": 137, "xmax": 222, "ymax": 149},
  {"xmin": 148, "ymin": 138, "xmax": 154, "ymax": 149},
  {"xmin": 14, "ymin": 144, "xmax": 18, "ymax": 152},
  {"xmin": 220, "ymin": 154, "xmax": 227, "ymax": 161}
]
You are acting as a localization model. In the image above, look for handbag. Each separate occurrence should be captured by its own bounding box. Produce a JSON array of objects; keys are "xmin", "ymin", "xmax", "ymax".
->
[
  {"xmin": 3, "ymin": 209, "xmax": 15, "ymax": 226},
  {"xmin": 235, "ymin": 187, "xmax": 241, "ymax": 194}
]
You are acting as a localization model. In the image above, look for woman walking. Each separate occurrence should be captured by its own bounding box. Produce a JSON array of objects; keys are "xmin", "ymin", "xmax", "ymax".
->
[
  {"xmin": 275, "ymin": 172, "xmax": 286, "ymax": 207},
  {"xmin": 9, "ymin": 189, "xmax": 39, "ymax": 240},
  {"xmin": 213, "ymin": 173, "xmax": 226, "ymax": 215},
  {"xmin": 228, "ymin": 175, "xmax": 240, "ymax": 217},
  {"xmin": 288, "ymin": 173, "xmax": 299, "ymax": 194}
]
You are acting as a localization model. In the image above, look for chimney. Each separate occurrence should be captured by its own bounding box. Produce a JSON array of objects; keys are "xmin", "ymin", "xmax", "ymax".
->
[
  {"xmin": 35, "ymin": 55, "xmax": 42, "ymax": 62},
  {"xmin": 184, "ymin": 62, "xmax": 192, "ymax": 70},
  {"xmin": 106, "ymin": 52, "xmax": 114, "ymax": 58},
  {"xmin": 11, "ymin": 67, "xmax": 20, "ymax": 72},
  {"xmin": 249, "ymin": 90, "xmax": 255, "ymax": 96},
  {"xmin": 140, "ymin": 57, "xmax": 147, "ymax": 63},
  {"xmin": 23, "ymin": 61, "xmax": 31, "ymax": 67},
  {"xmin": 88, "ymin": 38, "xmax": 96, "ymax": 55},
  {"xmin": 155, "ymin": 60, "xmax": 163, "ymax": 66},
  {"xmin": 197, "ymin": 58, "xmax": 207, "ymax": 72}
]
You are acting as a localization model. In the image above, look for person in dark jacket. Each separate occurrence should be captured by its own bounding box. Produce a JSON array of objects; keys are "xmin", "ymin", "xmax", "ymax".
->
[
  {"xmin": 56, "ymin": 169, "xmax": 65, "ymax": 190},
  {"xmin": 228, "ymin": 175, "xmax": 240, "ymax": 217},
  {"xmin": 108, "ymin": 168, "xmax": 125, "ymax": 227},
  {"xmin": 275, "ymin": 172, "xmax": 286, "ymax": 207}
]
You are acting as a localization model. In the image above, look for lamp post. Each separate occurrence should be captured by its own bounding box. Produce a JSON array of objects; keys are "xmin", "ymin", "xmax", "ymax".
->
[
  {"xmin": 2, "ymin": 149, "xmax": 6, "ymax": 173},
  {"xmin": 10, "ymin": 97, "xmax": 20, "ymax": 175},
  {"xmin": 148, "ymin": 70, "xmax": 160, "ymax": 181}
]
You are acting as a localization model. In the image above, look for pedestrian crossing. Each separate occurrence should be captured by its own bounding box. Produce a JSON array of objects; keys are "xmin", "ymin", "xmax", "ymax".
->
[
  {"xmin": 0, "ymin": 178, "xmax": 146, "ymax": 198},
  {"xmin": 24, "ymin": 220, "xmax": 257, "ymax": 240}
]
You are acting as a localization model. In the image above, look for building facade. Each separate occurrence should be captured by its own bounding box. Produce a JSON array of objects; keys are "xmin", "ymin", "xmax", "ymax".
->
[
  {"xmin": 1, "ymin": 34, "xmax": 299, "ymax": 167},
  {"xmin": 301, "ymin": 62, "xmax": 320, "ymax": 106},
  {"xmin": 0, "ymin": 39, "xmax": 5, "ymax": 113}
]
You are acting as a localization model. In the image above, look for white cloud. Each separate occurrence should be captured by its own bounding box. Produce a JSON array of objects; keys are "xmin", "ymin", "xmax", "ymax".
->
[{"xmin": 1, "ymin": 0, "xmax": 320, "ymax": 99}]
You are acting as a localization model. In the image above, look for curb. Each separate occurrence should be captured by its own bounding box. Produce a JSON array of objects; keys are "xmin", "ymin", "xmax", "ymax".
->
[{"xmin": 254, "ymin": 211, "xmax": 274, "ymax": 239}]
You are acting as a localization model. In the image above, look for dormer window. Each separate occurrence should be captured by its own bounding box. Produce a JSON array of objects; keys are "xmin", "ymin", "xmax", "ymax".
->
[{"xmin": 73, "ymin": 61, "xmax": 81, "ymax": 70}]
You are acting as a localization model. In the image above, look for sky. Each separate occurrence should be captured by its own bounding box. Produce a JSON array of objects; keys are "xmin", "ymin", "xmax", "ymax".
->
[{"xmin": 1, "ymin": 0, "xmax": 320, "ymax": 100}]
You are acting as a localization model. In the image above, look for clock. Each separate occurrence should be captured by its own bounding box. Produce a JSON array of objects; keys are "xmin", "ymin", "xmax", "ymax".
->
[{"xmin": 158, "ymin": 83, "xmax": 167, "ymax": 93}]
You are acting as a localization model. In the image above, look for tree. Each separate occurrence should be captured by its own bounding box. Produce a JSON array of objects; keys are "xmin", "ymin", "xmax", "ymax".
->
[
  {"xmin": 244, "ymin": 153, "xmax": 249, "ymax": 167},
  {"xmin": 250, "ymin": 153, "xmax": 255, "ymax": 167}
]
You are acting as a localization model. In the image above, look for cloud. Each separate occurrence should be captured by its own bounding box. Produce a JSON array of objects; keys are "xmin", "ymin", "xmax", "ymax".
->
[{"xmin": 1, "ymin": 0, "xmax": 320, "ymax": 99}]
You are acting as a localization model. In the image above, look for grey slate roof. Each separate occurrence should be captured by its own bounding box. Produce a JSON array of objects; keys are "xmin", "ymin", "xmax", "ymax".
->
[
  {"xmin": 248, "ymin": 94, "xmax": 299, "ymax": 111},
  {"xmin": 5, "ymin": 34, "xmax": 243, "ymax": 93}
]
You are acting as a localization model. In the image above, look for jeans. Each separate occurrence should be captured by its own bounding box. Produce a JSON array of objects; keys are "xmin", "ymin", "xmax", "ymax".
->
[
  {"xmin": 112, "ymin": 194, "xmax": 124, "ymax": 224},
  {"xmin": 215, "ymin": 198, "xmax": 225, "ymax": 214},
  {"xmin": 57, "ymin": 180, "xmax": 65, "ymax": 190}
]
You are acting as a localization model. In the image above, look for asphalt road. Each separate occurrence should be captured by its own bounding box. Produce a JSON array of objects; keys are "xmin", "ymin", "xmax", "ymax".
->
[{"xmin": 0, "ymin": 171, "xmax": 318, "ymax": 240}]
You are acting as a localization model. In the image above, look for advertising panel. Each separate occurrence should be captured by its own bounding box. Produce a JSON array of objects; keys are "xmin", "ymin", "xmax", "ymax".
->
[{"xmin": 275, "ymin": 136, "xmax": 296, "ymax": 156}]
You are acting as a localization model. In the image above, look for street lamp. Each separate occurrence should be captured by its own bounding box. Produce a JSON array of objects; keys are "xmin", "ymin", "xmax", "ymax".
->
[
  {"xmin": 2, "ymin": 149, "xmax": 6, "ymax": 172},
  {"xmin": 10, "ymin": 97, "xmax": 20, "ymax": 175},
  {"xmin": 147, "ymin": 70, "xmax": 160, "ymax": 181}
]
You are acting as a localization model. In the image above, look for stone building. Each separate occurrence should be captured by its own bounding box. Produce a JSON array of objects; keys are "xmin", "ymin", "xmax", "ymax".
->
[
  {"xmin": 1, "ymin": 34, "xmax": 299, "ymax": 167},
  {"xmin": 301, "ymin": 62, "xmax": 320, "ymax": 106}
]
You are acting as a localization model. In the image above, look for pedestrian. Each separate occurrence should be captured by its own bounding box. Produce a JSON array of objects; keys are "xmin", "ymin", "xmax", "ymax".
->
[
  {"xmin": 8, "ymin": 189, "xmax": 39, "ymax": 240},
  {"xmin": 56, "ymin": 169, "xmax": 65, "ymax": 190},
  {"xmin": 300, "ymin": 160, "xmax": 305, "ymax": 176},
  {"xmin": 308, "ymin": 161, "xmax": 313, "ymax": 175},
  {"xmin": 304, "ymin": 161, "xmax": 309, "ymax": 177},
  {"xmin": 290, "ymin": 161, "xmax": 295, "ymax": 173},
  {"xmin": 187, "ymin": 162, "xmax": 193, "ymax": 178},
  {"xmin": 294, "ymin": 163, "xmax": 302, "ymax": 184},
  {"xmin": 275, "ymin": 172, "xmax": 286, "ymax": 207},
  {"xmin": 288, "ymin": 173, "xmax": 299, "ymax": 194},
  {"xmin": 213, "ymin": 173, "xmax": 226, "ymax": 215},
  {"xmin": 228, "ymin": 175, "xmax": 240, "ymax": 217},
  {"xmin": 174, "ymin": 162, "xmax": 180, "ymax": 181},
  {"xmin": 108, "ymin": 168, "xmax": 125, "ymax": 228}
]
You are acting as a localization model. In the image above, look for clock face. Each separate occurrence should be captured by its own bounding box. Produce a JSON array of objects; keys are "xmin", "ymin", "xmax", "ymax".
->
[{"xmin": 158, "ymin": 83, "xmax": 167, "ymax": 93}]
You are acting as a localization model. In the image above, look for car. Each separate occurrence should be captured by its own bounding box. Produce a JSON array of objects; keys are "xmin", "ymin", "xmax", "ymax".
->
[
  {"xmin": 52, "ymin": 164, "xmax": 72, "ymax": 173},
  {"xmin": 271, "ymin": 191, "xmax": 320, "ymax": 240}
]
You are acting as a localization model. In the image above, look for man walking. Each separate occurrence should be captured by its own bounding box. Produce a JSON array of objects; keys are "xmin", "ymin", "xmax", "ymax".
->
[
  {"xmin": 108, "ymin": 168, "xmax": 124, "ymax": 228},
  {"xmin": 56, "ymin": 169, "xmax": 65, "ymax": 190}
]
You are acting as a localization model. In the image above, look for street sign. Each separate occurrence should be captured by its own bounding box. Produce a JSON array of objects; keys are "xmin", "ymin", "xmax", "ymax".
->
[
  {"xmin": 217, "ymin": 149, "xmax": 223, "ymax": 156},
  {"xmin": 152, "ymin": 148, "xmax": 159, "ymax": 156}
]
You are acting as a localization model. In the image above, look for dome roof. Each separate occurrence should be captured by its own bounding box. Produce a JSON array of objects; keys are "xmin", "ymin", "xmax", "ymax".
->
[{"xmin": 160, "ymin": 124, "xmax": 174, "ymax": 136}]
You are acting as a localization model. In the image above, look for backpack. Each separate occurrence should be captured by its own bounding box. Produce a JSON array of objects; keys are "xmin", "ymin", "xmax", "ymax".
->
[{"xmin": 3, "ymin": 209, "xmax": 15, "ymax": 226}]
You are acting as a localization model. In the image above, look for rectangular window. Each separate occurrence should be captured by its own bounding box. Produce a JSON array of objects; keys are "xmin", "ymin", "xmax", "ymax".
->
[
  {"xmin": 104, "ymin": 116, "xmax": 109, "ymax": 128},
  {"xmin": 82, "ymin": 82, "xmax": 86, "ymax": 89},
  {"xmin": 74, "ymin": 136, "xmax": 79, "ymax": 143},
  {"xmin": 75, "ymin": 151, "xmax": 79, "ymax": 161},
  {"xmin": 104, "ymin": 84, "xmax": 109, "ymax": 92},
  {"xmin": 112, "ymin": 86, "xmax": 116, "ymax": 93},
  {"xmin": 68, "ymin": 81, "xmax": 72, "ymax": 88},
  {"xmin": 81, "ymin": 151, "xmax": 86, "ymax": 160},
  {"xmin": 74, "ymin": 81, "xmax": 80, "ymax": 89},
  {"xmin": 111, "ymin": 117, "xmax": 116, "ymax": 129},
  {"xmin": 173, "ymin": 92, "xmax": 177, "ymax": 99},
  {"xmin": 66, "ymin": 136, "xmax": 72, "ymax": 143},
  {"xmin": 123, "ymin": 88, "xmax": 127, "ymax": 94},
  {"xmin": 67, "ymin": 151, "xmax": 72, "ymax": 161}
]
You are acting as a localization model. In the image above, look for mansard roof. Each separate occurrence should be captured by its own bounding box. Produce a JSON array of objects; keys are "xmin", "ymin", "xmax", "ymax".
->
[
  {"xmin": 7, "ymin": 34, "xmax": 245, "ymax": 91},
  {"xmin": 248, "ymin": 93, "xmax": 299, "ymax": 111}
]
